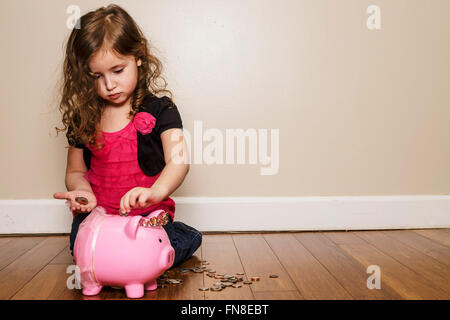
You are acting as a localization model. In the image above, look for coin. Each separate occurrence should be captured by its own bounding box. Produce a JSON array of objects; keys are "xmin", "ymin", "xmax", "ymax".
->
[
  {"xmin": 232, "ymin": 284, "xmax": 242, "ymax": 288},
  {"xmin": 269, "ymin": 274, "xmax": 279, "ymax": 278},
  {"xmin": 210, "ymin": 287, "xmax": 222, "ymax": 291},
  {"xmin": 251, "ymin": 276, "xmax": 260, "ymax": 282},
  {"xmin": 199, "ymin": 287, "xmax": 209, "ymax": 291},
  {"xmin": 236, "ymin": 272, "xmax": 245, "ymax": 275},
  {"xmin": 168, "ymin": 279, "xmax": 181, "ymax": 284},
  {"xmin": 243, "ymin": 281, "xmax": 253, "ymax": 285},
  {"xmin": 75, "ymin": 197, "xmax": 88, "ymax": 205}
]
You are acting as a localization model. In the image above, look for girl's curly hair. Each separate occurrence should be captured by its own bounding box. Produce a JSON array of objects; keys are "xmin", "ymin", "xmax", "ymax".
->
[{"xmin": 55, "ymin": 4, "xmax": 172, "ymax": 150}]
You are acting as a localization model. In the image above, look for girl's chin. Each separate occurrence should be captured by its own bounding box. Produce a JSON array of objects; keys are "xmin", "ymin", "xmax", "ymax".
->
[{"xmin": 103, "ymin": 94, "xmax": 128, "ymax": 104}]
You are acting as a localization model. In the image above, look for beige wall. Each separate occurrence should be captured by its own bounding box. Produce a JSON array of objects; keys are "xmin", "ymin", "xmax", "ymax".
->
[{"xmin": 0, "ymin": 0, "xmax": 449, "ymax": 199}]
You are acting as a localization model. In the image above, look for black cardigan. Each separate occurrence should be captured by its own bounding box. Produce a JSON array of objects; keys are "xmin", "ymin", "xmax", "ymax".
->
[{"xmin": 66, "ymin": 95, "xmax": 183, "ymax": 176}]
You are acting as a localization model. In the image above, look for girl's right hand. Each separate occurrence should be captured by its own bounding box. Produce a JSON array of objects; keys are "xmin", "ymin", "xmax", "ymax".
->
[{"xmin": 53, "ymin": 190, "xmax": 97, "ymax": 214}]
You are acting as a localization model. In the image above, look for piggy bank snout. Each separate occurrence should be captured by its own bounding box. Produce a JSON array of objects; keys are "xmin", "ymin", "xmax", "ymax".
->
[{"xmin": 160, "ymin": 245, "xmax": 175, "ymax": 270}]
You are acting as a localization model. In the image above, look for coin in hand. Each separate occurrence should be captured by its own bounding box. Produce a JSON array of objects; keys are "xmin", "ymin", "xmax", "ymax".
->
[{"xmin": 75, "ymin": 197, "xmax": 89, "ymax": 205}]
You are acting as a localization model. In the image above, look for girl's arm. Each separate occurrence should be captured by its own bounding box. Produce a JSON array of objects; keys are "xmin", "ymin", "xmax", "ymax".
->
[
  {"xmin": 119, "ymin": 128, "xmax": 189, "ymax": 214},
  {"xmin": 53, "ymin": 147, "xmax": 96, "ymax": 215},
  {"xmin": 66, "ymin": 171, "xmax": 94, "ymax": 193},
  {"xmin": 152, "ymin": 128, "xmax": 190, "ymax": 197},
  {"xmin": 65, "ymin": 147, "xmax": 94, "ymax": 193}
]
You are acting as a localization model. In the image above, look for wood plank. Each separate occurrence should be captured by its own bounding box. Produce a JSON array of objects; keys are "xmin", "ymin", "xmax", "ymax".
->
[
  {"xmin": 294, "ymin": 232, "xmax": 402, "ymax": 299},
  {"xmin": 264, "ymin": 233, "xmax": 351, "ymax": 299},
  {"xmin": 323, "ymin": 231, "xmax": 366, "ymax": 245},
  {"xmin": 90, "ymin": 251, "xmax": 205, "ymax": 300},
  {"xmin": 0, "ymin": 237, "xmax": 45, "ymax": 270},
  {"xmin": 201, "ymin": 234, "xmax": 253, "ymax": 300},
  {"xmin": 353, "ymin": 231, "xmax": 450, "ymax": 295},
  {"xmin": 0, "ymin": 236, "xmax": 14, "ymax": 249},
  {"xmin": 232, "ymin": 234, "xmax": 298, "ymax": 295},
  {"xmin": 54, "ymin": 241, "xmax": 205, "ymax": 300},
  {"xmin": 6, "ymin": 231, "xmax": 449, "ymax": 300},
  {"xmin": 143, "ymin": 245, "xmax": 205, "ymax": 300},
  {"xmin": 49, "ymin": 244, "xmax": 75, "ymax": 265},
  {"xmin": 0, "ymin": 236, "xmax": 68, "ymax": 299},
  {"xmin": 11, "ymin": 264, "xmax": 83, "ymax": 300},
  {"xmin": 338, "ymin": 242, "xmax": 449, "ymax": 299},
  {"xmin": 383, "ymin": 230, "xmax": 450, "ymax": 268},
  {"xmin": 413, "ymin": 229, "xmax": 450, "ymax": 247},
  {"xmin": 27, "ymin": 240, "xmax": 205, "ymax": 300},
  {"xmin": 253, "ymin": 291, "xmax": 302, "ymax": 299}
]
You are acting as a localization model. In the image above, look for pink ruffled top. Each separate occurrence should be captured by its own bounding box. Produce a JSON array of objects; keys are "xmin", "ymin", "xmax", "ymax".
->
[{"xmin": 82, "ymin": 112, "xmax": 175, "ymax": 220}]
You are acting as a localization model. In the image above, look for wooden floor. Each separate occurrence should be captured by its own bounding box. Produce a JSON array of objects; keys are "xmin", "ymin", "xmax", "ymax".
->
[{"xmin": 1, "ymin": 229, "xmax": 449, "ymax": 300}]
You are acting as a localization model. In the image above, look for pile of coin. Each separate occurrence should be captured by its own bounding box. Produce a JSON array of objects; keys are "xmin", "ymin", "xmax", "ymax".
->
[
  {"xmin": 155, "ymin": 260, "xmax": 278, "ymax": 292},
  {"xmin": 156, "ymin": 273, "xmax": 184, "ymax": 288},
  {"xmin": 202, "ymin": 273, "xmax": 247, "ymax": 292}
]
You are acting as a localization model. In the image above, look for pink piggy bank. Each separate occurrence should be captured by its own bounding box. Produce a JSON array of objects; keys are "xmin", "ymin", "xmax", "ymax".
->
[{"xmin": 73, "ymin": 206, "xmax": 175, "ymax": 298}]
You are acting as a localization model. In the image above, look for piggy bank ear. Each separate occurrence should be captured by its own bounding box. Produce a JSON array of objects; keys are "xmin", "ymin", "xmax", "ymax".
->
[
  {"xmin": 124, "ymin": 216, "xmax": 143, "ymax": 240},
  {"xmin": 147, "ymin": 209, "xmax": 166, "ymax": 219}
]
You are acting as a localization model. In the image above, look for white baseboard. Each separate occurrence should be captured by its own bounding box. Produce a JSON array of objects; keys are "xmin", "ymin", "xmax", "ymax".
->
[{"xmin": 0, "ymin": 196, "xmax": 449, "ymax": 234}]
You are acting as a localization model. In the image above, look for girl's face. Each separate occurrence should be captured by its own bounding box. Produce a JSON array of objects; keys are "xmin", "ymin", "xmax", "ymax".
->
[{"xmin": 88, "ymin": 48, "xmax": 142, "ymax": 106}]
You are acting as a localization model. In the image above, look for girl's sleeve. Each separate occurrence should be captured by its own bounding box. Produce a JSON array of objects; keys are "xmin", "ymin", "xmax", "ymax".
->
[{"xmin": 156, "ymin": 96, "xmax": 183, "ymax": 135}]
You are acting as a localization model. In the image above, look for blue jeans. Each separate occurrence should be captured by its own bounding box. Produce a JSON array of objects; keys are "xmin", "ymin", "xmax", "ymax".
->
[{"xmin": 69, "ymin": 211, "xmax": 202, "ymax": 268}]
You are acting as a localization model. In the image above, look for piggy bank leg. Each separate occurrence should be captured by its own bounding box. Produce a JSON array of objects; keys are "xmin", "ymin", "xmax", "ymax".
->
[
  {"xmin": 124, "ymin": 283, "xmax": 144, "ymax": 299},
  {"xmin": 82, "ymin": 284, "xmax": 103, "ymax": 296},
  {"xmin": 144, "ymin": 279, "xmax": 157, "ymax": 291}
]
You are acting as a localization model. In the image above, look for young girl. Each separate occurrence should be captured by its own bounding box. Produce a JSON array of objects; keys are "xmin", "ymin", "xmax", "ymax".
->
[{"xmin": 53, "ymin": 4, "xmax": 201, "ymax": 268}]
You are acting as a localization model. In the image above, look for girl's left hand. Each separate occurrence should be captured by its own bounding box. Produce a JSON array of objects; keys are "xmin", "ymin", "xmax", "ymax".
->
[{"xmin": 119, "ymin": 186, "xmax": 168, "ymax": 215}]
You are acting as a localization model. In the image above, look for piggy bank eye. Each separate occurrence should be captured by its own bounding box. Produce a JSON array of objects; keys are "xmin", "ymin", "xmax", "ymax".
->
[{"xmin": 158, "ymin": 238, "xmax": 162, "ymax": 243}]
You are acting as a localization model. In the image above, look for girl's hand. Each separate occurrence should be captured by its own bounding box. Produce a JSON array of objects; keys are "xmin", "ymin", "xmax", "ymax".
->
[
  {"xmin": 53, "ymin": 190, "xmax": 97, "ymax": 214},
  {"xmin": 120, "ymin": 186, "xmax": 168, "ymax": 215}
]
